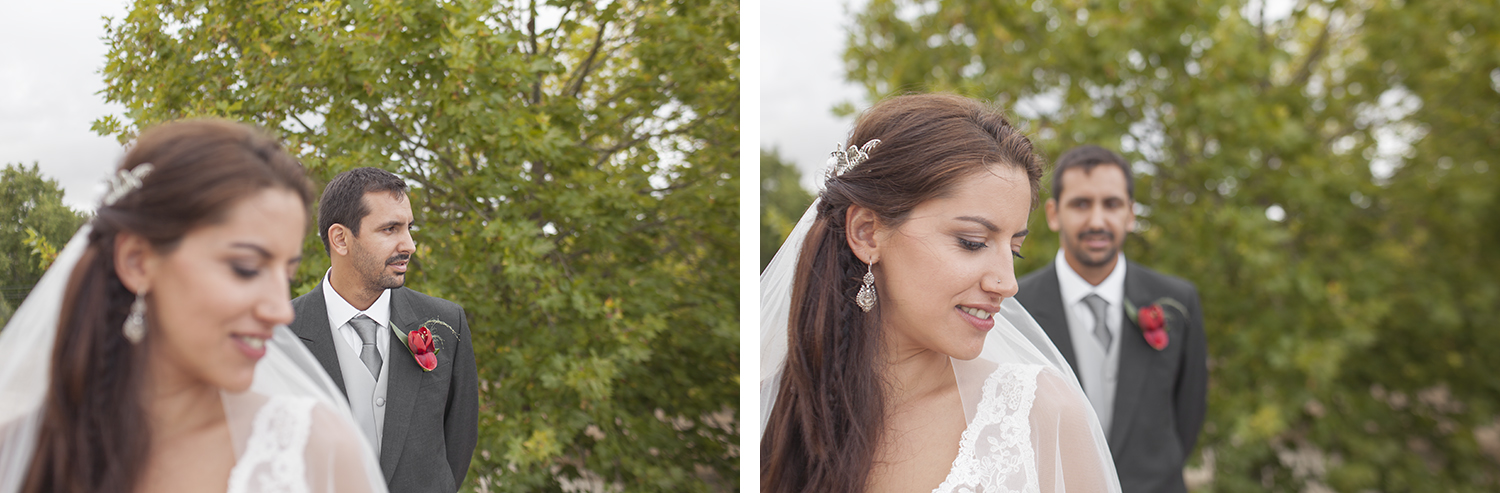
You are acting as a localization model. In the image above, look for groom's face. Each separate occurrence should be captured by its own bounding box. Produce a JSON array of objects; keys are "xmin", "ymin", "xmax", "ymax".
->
[
  {"xmin": 1046, "ymin": 165, "xmax": 1135, "ymax": 271},
  {"xmin": 348, "ymin": 191, "xmax": 417, "ymax": 291}
]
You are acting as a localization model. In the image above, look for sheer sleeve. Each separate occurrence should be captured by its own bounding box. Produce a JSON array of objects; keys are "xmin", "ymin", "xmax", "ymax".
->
[
  {"xmin": 303, "ymin": 402, "xmax": 381, "ymax": 493},
  {"xmin": 1030, "ymin": 367, "xmax": 1118, "ymax": 493}
]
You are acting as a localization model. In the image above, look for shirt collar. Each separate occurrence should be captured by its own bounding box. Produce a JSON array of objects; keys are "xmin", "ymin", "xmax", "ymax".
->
[
  {"xmin": 321, "ymin": 268, "xmax": 393, "ymax": 329},
  {"xmin": 1054, "ymin": 249, "xmax": 1127, "ymax": 308}
]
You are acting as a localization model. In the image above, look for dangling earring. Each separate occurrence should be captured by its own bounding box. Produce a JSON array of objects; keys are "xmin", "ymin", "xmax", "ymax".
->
[
  {"xmin": 123, "ymin": 292, "xmax": 147, "ymax": 344},
  {"xmin": 855, "ymin": 262, "xmax": 877, "ymax": 312}
]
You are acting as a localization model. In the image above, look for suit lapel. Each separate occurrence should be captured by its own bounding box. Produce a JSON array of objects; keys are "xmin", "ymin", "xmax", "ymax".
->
[
  {"xmin": 379, "ymin": 288, "xmax": 423, "ymax": 482},
  {"xmin": 1030, "ymin": 265, "xmax": 1079, "ymax": 376},
  {"xmin": 1110, "ymin": 261, "xmax": 1154, "ymax": 449},
  {"xmin": 291, "ymin": 282, "xmax": 348, "ymax": 398}
]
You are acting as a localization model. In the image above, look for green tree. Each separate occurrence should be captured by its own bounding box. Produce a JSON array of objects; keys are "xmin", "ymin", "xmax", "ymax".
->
[
  {"xmin": 96, "ymin": 0, "xmax": 738, "ymax": 490},
  {"xmin": 846, "ymin": 0, "xmax": 1499, "ymax": 490},
  {"xmin": 1, "ymin": 163, "xmax": 89, "ymax": 326},
  {"xmin": 760, "ymin": 149, "xmax": 814, "ymax": 270}
]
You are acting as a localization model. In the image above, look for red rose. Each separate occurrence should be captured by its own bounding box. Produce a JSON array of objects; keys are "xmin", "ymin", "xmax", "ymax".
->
[
  {"xmin": 1126, "ymin": 299, "xmax": 1182, "ymax": 351},
  {"xmin": 408, "ymin": 326, "xmax": 438, "ymax": 371},
  {"xmin": 1137, "ymin": 305, "xmax": 1169, "ymax": 350},
  {"xmin": 1139, "ymin": 305, "xmax": 1166, "ymax": 332},
  {"xmin": 1142, "ymin": 326, "xmax": 1169, "ymax": 350}
]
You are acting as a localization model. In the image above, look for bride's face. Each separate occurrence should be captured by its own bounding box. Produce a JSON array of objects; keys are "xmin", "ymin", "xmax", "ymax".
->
[
  {"xmin": 868, "ymin": 165, "xmax": 1031, "ymax": 361},
  {"xmin": 139, "ymin": 188, "xmax": 306, "ymax": 393}
]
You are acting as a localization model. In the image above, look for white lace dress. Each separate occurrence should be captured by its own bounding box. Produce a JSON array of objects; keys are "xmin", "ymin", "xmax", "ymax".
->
[
  {"xmin": 223, "ymin": 392, "xmax": 380, "ymax": 493},
  {"xmin": 934, "ymin": 362, "xmax": 1119, "ymax": 493}
]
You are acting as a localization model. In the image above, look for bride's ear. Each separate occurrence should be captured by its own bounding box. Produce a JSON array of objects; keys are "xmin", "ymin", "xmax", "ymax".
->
[
  {"xmin": 113, "ymin": 232, "xmax": 158, "ymax": 295},
  {"xmin": 845, "ymin": 204, "xmax": 880, "ymax": 264}
]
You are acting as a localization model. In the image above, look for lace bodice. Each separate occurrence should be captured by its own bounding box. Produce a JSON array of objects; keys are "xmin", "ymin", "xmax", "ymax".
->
[
  {"xmin": 934, "ymin": 362, "xmax": 1118, "ymax": 493},
  {"xmin": 934, "ymin": 363, "xmax": 1043, "ymax": 493},
  {"xmin": 227, "ymin": 395, "xmax": 315, "ymax": 493}
]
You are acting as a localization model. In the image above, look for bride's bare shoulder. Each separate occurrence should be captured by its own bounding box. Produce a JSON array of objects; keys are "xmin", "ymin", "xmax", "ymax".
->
[
  {"xmin": 303, "ymin": 402, "xmax": 366, "ymax": 453},
  {"xmin": 302, "ymin": 402, "xmax": 381, "ymax": 492},
  {"xmin": 1026, "ymin": 366, "xmax": 1092, "ymax": 419}
]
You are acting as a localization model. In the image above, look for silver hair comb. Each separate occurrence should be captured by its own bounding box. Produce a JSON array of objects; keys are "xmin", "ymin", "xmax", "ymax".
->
[
  {"xmin": 102, "ymin": 163, "xmax": 154, "ymax": 207},
  {"xmin": 824, "ymin": 139, "xmax": 881, "ymax": 181}
]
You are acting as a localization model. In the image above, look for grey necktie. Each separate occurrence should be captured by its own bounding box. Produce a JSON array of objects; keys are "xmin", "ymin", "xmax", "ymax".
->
[
  {"xmin": 349, "ymin": 315, "xmax": 382, "ymax": 380},
  {"xmin": 1082, "ymin": 294, "xmax": 1112, "ymax": 353}
]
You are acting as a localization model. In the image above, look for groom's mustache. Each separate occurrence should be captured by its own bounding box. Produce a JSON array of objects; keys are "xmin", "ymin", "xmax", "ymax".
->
[
  {"xmin": 386, "ymin": 253, "xmax": 411, "ymax": 265},
  {"xmin": 1077, "ymin": 229, "xmax": 1114, "ymax": 243}
]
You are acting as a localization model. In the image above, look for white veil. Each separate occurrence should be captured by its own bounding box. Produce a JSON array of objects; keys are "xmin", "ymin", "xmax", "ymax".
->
[
  {"xmin": 0, "ymin": 226, "xmax": 387, "ymax": 493},
  {"xmin": 760, "ymin": 197, "xmax": 1121, "ymax": 492}
]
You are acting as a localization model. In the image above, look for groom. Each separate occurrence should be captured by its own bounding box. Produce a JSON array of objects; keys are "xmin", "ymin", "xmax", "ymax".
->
[
  {"xmin": 290, "ymin": 167, "xmax": 479, "ymax": 492},
  {"xmin": 1015, "ymin": 146, "xmax": 1208, "ymax": 493}
]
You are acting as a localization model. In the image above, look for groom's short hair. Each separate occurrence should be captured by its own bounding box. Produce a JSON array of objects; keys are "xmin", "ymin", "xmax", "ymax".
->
[
  {"xmin": 1051, "ymin": 145, "xmax": 1134, "ymax": 200},
  {"xmin": 318, "ymin": 167, "xmax": 409, "ymax": 254}
]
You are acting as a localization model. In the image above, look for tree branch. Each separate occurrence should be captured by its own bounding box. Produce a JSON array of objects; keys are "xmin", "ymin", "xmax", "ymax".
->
[
  {"xmin": 1291, "ymin": 14, "xmax": 1334, "ymax": 87},
  {"xmin": 528, "ymin": 0, "xmax": 542, "ymax": 105},
  {"xmin": 565, "ymin": 22, "xmax": 610, "ymax": 99}
]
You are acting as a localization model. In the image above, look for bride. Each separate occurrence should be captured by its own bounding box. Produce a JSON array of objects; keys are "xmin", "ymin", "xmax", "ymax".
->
[
  {"xmin": 0, "ymin": 120, "xmax": 385, "ymax": 492},
  {"xmin": 761, "ymin": 94, "xmax": 1121, "ymax": 492}
]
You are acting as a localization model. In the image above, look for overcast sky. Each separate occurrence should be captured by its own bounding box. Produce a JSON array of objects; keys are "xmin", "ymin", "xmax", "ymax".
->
[
  {"xmin": 0, "ymin": 0, "xmax": 132, "ymax": 212},
  {"xmin": 8, "ymin": 0, "xmax": 858, "ymax": 211},
  {"xmin": 761, "ymin": 0, "xmax": 869, "ymax": 193}
]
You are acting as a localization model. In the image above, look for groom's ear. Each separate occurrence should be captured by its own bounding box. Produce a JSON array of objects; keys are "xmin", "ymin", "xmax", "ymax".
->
[
  {"xmin": 1044, "ymin": 198, "xmax": 1060, "ymax": 232},
  {"xmin": 845, "ymin": 204, "xmax": 880, "ymax": 264},
  {"xmin": 328, "ymin": 224, "xmax": 352, "ymax": 257}
]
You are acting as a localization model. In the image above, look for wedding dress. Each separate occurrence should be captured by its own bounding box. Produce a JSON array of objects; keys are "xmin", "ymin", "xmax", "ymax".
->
[
  {"xmin": 762, "ymin": 203, "xmax": 1121, "ymax": 493},
  {"xmin": 0, "ymin": 227, "xmax": 386, "ymax": 493}
]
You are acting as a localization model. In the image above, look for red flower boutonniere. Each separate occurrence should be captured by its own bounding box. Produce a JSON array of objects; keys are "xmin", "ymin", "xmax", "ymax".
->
[
  {"xmin": 1123, "ymin": 298, "xmax": 1188, "ymax": 351},
  {"xmin": 393, "ymin": 319, "xmax": 458, "ymax": 372}
]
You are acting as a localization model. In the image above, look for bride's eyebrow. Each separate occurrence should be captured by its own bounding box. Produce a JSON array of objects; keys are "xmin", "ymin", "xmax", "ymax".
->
[
  {"xmin": 231, "ymin": 242, "xmax": 302, "ymax": 264},
  {"xmin": 230, "ymin": 242, "xmax": 272, "ymax": 259},
  {"xmin": 954, "ymin": 216, "xmax": 998, "ymax": 232}
]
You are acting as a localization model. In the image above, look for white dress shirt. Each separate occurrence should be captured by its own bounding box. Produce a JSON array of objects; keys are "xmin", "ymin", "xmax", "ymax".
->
[
  {"xmin": 321, "ymin": 269, "xmax": 392, "ymax": 452},
  {"xmin": 1054, "ymin": 250, "xmax": 1127, "ymax": 435}
]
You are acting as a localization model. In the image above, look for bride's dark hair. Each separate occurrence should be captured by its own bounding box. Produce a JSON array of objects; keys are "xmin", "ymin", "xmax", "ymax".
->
[
  {"xmin": 22, "ymin": 119, "xmax": 312, "ymax": 493},
  {"xmin": 761, "ymin": 94, "xmax": 1044, "ymax": 493}
]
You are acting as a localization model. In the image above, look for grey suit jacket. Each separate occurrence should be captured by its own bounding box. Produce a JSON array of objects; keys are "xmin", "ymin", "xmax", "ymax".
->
[
  {"xmin": 290, "ymin": 282, "xmax": 479, "ymax": 493},
  {"xmin": 1016, "ymin": 260, "xmax": 1208, "ymax": 493}
]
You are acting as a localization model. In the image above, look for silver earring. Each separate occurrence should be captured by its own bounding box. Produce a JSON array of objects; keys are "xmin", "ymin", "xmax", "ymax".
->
[
  {"xmin": 855, "ymin": 263, "xmax": 877, "ymax": 312},
  {"xmin": 123, "ymin": 292, "xmax": 147, "ymax": 344}
]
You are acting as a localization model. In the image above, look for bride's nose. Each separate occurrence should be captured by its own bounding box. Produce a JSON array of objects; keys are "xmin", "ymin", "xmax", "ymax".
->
[
  {"xmin": 255, "ymin": 277, "xmax": 296, "ymax": 326},
  {"xmin": 983, "ymin": 263, "xmax": 1019, "ymax": 299}
]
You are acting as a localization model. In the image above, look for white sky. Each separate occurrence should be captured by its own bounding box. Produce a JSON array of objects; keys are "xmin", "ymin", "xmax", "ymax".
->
[
  {"xmin": 760, "ymin": 0, "xmax": 869, "ymax": 193},
  {"xmin": 3, "ymin": 0, "xmax": 1317, "ymax": 211},
  {"xmin": 0, "ymin": 0, "xmax": 132, "ymax": 212}
]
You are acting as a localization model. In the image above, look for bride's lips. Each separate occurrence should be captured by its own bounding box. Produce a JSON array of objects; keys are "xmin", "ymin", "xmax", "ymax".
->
[
  {"xmin": 231, "ymin": 333, "xmax": 270, "ymax": 360},
  {"xmin": 955, "ymin": 304, "xmax": 998, "ymax": 331}
]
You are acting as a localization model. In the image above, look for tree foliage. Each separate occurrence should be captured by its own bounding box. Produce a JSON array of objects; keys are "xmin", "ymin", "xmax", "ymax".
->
[
  {"xmin": 759, "ymin": 149, "xmax": 813, "ymax": 271},
  {"xmin": 0, "ymin": 163, "xmax": 88, "ymax": 326},
  {"xmin": 97, "ymin": 0, "xmax": 738, "ymax": 490},
  {"xmin": 846, "ymin": 0, "xmax": 1499, "ymax": 490}
]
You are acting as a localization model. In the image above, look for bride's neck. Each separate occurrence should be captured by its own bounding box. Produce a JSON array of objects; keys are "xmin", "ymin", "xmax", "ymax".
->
[
  {"xmin": 143, "ymin": 355, "xmax": 226, "ymax": 438},
  {"xmin": 880, "ymin": 342, "xmax": 955, "ymax": 408}
]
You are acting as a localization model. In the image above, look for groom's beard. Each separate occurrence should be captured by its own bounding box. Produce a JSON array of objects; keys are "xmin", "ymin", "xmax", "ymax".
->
[
  {"xmin": 375, "ymin": 253, "xmax": 412, "ymax": 289},
  {"xmin": 354, "ymin": 245, "xmax": 411, "ymax": 291},
  {"xmin": 1071, "ymin": 229, "xmax": 1119, "ymax": 268}
]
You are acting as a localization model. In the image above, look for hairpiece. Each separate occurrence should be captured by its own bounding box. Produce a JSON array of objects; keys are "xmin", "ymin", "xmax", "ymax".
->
[
  {"xmin": 824, "ymin": 139, "xmax": 881, "ymax": 181},
  {"xmin": 102, "ymin": 163, "xmax": 154, "ymax": 207}
]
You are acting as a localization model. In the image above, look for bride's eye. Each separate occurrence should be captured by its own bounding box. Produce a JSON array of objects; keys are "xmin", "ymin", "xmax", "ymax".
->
[
  {"xmin": 231, "ymin": 264, "xmax": 259, "ymax": 279},
  {"xmin": 957, "ymin": 237, "xmax": 988, "ymax": 251},
  {"xmin": 1012, "ymin": 250, "xmax": 1025, "ymax": 260}
]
